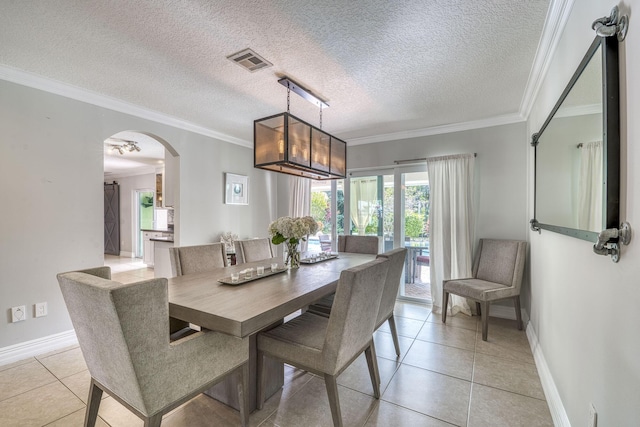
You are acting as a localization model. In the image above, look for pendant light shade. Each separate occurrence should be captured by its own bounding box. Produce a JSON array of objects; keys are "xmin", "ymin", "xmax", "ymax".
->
[{"xmin": 254, "ymin": 112, "xmax": 346, "ymax": 180}]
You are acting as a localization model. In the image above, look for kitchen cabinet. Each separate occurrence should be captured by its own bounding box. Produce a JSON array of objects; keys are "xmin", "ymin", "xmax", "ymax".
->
[
  {"xmin": 143, "ymin": 231, "xmax": 163, "ymax": 266},
  {"xmin": 153, "ymin": 239, "xmax": 174, "ymax": 278}
]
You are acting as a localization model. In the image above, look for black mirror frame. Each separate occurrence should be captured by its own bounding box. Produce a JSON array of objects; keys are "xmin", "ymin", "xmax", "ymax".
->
[{"xmin": 531, "ymin": 36, "xmax": 620, "ymax": 242}]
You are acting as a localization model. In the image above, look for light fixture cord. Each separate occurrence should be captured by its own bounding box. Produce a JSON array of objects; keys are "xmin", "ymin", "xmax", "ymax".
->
[
  {"xmin": 320, "ymin": 105, "xmax": 323, "ymax": 129},
  {"xmin": 287, "ymin": 84, "xmax": 290, "ymax": 113}
]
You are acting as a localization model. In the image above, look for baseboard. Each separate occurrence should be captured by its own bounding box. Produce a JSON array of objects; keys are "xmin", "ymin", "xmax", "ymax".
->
[
  {"xmin": 526, "ymin": 323, "xmax": 571, "ymax": 427},
  {"xmin": 119, "ymin": 251, "xmax": 135, "ymax": 258},
  {"xmin": 0, "ymin": 330, "xmax": 78, "ymax": 366},
  {"xmin": 489, "ymin": 305, "xmax": 530, "ymax": 324}
]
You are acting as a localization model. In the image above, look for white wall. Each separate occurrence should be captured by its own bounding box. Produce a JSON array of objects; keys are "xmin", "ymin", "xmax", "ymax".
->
[
  {"xmin": 347, "ymin": 123, "xmax": 530, "ymax": 309},
  {"xmin": 0, "ymin": 80, "xmax": 278, "ymax": 349},
  {"xmin": 527, "ymin": 1, "xmax": 640, "ymax": 425}
]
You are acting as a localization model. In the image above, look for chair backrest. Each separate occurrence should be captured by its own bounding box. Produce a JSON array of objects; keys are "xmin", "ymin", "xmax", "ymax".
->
[
  {"xmin": 234, "ymin": 238, "xmax": 274, "ymax": 264},
  {"xmin": 323, "ymin": 257, "xmax": 389, "ymax": 374},
  {"xmin": 337, "ymin": 235, "xmax": 380, "ymax": 254},
  {"xmin": 57, "ymin": 268, "xmax": 171, "ymax": 415},
  {"xmin": 376, "ymin": 248, "xmax": 407, "ymax": 327},
  {"xmin": 169, "ymin": 243, "xmax": 227, "ymax": 276},
  {"xmin": 473, "ymin": 239, "xmax": 527, "ymax": 290}
]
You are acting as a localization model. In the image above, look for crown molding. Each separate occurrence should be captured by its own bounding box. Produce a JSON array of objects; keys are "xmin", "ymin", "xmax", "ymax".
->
[
  {"xmin": 0, "ymin": 65, "xmax": 252, "ymax": 148},
  {"xmin": 519, "ymin": 0, "xmax": 575, "ymax": 119},
  {"xmin": 346, "ymin": 113, "xmax": 525, "ymax": 146}
]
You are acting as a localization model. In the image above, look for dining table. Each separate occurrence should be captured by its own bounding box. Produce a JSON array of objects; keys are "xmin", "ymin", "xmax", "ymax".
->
[{"xmin": 167, "ymin": 252, "xmax": 376, "ymax": 411}]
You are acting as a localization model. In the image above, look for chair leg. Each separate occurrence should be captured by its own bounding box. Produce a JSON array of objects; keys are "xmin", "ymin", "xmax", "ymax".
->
[
  {"xmin": 237, "ymin": 363, "xmax": 249, "ymax": 427},
  {"xmin": 256, "ymin": 351, "xmax": 266, "ymax": 410},
  {"xmin": 84, "ymin": 379, "xmax": 103, "ymax": 427},
  {"xmin": 514, "ymin": 296, "xmax": 523, "ymax": 331},
  {"xmin": 480, "ymin": 301, "xmax": 489, "ymax": 341},
  {"xmin": 387, "ymin": 315, "xmax": 401, "ymax": 357},
  {"xmin": 324, "ymin": 374, "xmax": 343, "ymax": 427},
  {"xmin": 442, "ymin": 291, "xmax": 450, "ymax": 323},
  {"xmin": 368, "ymin": 338, "xmax": 381, "ymax": 386},
  {"xmin": 364, "ymin": 343, "xmax": 381, "ymax": 397},
  {"xmin": 476, "ymin": 301, "xmax": 481, "ymax": 316}
]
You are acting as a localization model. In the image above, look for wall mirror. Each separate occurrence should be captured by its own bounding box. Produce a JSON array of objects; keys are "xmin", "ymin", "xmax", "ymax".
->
[{"xmin": 531, "ymin": 36, "xmax": 620, "ymax": 242}]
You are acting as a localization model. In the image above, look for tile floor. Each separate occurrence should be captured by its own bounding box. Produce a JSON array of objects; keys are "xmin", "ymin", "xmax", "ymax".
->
[{"xmin": 0, "ymin": 259, "xmax": 553, "ymax": 426}]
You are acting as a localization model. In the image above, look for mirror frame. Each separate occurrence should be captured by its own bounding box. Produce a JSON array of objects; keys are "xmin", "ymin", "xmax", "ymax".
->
[{"xmin": 531, "ymin": 36, "xmax": 620, "ymax": 242}]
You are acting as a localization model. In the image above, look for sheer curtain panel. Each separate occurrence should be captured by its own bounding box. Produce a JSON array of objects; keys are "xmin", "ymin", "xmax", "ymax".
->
[
  {"xmin": 350, "ymin": 177, "xmax": 378, "ymax": 235},
  {"xmin": 427, "ymin": 154, "xmax": 475, "ymax": 315},
  {"xmin": 289, "ymin": 176, "xmax": 311, "ymax": 251},
  {"xmin": 577, "ymin": 141, "xmax": 603, "ymax": 231}
]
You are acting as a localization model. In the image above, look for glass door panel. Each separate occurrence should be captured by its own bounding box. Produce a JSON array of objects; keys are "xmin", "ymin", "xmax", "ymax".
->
[
  {"xmin": 349, "ymin": 174, "xmax": 394, "ymax": 249},
  {"xmin": 399, "ymin": 171, "xmax": 430, "ymax": 301},
  {"xmin": 310, "ymin": 179, "xmax": 345, "ymax": 252}
]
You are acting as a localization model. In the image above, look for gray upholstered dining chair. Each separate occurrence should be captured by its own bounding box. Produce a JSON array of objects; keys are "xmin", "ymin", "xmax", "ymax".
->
[
  {"xmin": 337, "ymin": 235, "xmax": 380, "ymax": 254},
  {"xmin": 233, "ymin": 238, "xmax": 275, "ymax": 264},
  {"xmin": 308, "ymin": 248, "xmax": 407, "ymax": 357},
  {"xmin": 169, "ymin": 242, "xmax": 228, "ymax": 276},
  {"xmin": 57, "ymin": 267, "xmax": 249, "ymax": 427},
  {"xmin": 168, "ymin": 243, "xmax": 228, "ymax": 334},
  {"xmin": 256, "ymin": 258, "xmax": 390, "ymax": 427},
  {"xmin": 307, "ymin": 235, "xmax": 381, "ymax": 317},
  {"xmin": 442, "ymin": 238, "xmax": 527, "ymax": 341}
]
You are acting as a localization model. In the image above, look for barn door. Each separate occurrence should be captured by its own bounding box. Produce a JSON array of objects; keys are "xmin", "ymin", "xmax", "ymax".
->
[{"xmin": 104, "ymin": 182, "xmax": 120, "ymax": 255}]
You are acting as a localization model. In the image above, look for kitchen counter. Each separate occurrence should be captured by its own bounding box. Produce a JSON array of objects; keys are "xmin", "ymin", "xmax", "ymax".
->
[
  {"xmin": 150, "ymin": 236, "xmax": 174, "ymax": 243},
  {"xmin": 141, "ymin": 228, "xmax": 174, "ymax": 233}
]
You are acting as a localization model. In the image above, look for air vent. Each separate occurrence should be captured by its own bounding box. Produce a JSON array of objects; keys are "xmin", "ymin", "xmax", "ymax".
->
[{"xmin": 227, "ymin": 48, "xmax": 273, "ymax": 72}]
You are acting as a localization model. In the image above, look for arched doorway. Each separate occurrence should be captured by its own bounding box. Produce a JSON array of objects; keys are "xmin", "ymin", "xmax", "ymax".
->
[{"xmin": 103, "ymin": 130, "xmax": 179, "ymax": 267}]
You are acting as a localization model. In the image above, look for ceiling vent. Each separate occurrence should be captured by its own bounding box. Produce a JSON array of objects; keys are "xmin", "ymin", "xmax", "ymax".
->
[{"xmin": 227, "ymin": 48, "xmax": 273, "ymax": 72}]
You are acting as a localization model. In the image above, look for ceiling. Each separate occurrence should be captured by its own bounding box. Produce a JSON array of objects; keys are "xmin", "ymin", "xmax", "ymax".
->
[
  {"xmin": 103, "ymin": 131, "xmax": 166, "ymax": 178},
  {"xmin": 1, "ymin": 0, "xmax": 551, "ymax": 153}
]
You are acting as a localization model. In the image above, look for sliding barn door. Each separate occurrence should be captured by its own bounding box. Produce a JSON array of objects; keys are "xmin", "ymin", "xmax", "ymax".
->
[{"xmin": 104, "ymin": 183, "xmax": 120, "ymax": 255}]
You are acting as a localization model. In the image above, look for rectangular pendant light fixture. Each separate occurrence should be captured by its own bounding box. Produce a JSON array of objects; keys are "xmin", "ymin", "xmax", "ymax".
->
[
  {"xmin": 254, "ymin": 77, "xmax": 346, "ymax": 180},
  {"xmin": 254, "ymin": 112, "xmax": 346, "ymax": 180}
]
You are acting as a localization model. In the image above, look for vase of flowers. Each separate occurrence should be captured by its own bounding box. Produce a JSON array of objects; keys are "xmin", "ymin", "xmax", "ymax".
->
[{"xmin": 268, "ymin": 216, "xmax": 318, "ymax": 269}]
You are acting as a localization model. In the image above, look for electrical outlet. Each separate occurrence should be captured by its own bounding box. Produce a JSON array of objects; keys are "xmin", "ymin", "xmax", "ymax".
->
[
  {"xmin": 11, "ymin": 306, "xmax": 26, "ymax": 322},
  {"xmin": 588, "ymin": 403, "xmax": 597, "ymax": 427},
  {"xmin": 35, "ymin": 302, "xmax": 48, "ymax": 318}
]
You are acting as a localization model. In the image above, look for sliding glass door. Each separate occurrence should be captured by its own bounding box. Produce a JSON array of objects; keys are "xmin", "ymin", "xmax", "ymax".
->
[
  {"xmin": 347, "ymin": 166, "xmax": 430, "ymax": 302},
  {"xmin": 309, "ymin": 166, "xmax": 431, "ymax": 302}
]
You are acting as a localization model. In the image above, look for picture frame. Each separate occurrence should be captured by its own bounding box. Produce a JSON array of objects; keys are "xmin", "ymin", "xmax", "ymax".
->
[{"xmin": 225, "ymin": 173, "xmax": 249, "ymax": 205}]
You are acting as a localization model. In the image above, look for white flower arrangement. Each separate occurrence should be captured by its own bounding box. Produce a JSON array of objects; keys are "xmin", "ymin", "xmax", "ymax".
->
[{"xmin": 268, "ymin": 216, "xmax": 319, "ymax": 246}]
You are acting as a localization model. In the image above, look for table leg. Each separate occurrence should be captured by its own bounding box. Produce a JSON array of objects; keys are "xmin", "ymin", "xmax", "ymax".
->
[{"xmin": 205, "ymin": 322, "xmax": 284, "ymax": 411}]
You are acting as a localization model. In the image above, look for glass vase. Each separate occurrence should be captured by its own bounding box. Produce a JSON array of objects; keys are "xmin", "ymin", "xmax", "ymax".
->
[{"xmin": 285, "ymin": 241, "xmax": 301, "ymax": 269}]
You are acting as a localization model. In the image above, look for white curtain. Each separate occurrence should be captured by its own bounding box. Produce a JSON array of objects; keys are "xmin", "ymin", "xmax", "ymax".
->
[
  {"xmin": 289, "ymin": 176, "xmax": 311, "ymax": 250},
  {"xmin": 577, "ymin": 141, "xmax": 603, "ymax": 231},
  {"xmin": 427, "ymin": 154, "xmax": 475, "ymax": 316},
  {"xmin": 350, "ymin": 177, "xmax": 378, "ymax": 235}
]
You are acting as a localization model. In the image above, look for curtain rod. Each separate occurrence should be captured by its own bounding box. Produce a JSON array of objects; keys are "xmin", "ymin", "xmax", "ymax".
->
[{"xmin": 393, "ymin": 153, "xmax": 477, "ymax": 165}]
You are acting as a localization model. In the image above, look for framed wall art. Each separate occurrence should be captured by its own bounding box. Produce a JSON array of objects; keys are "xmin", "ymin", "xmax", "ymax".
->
[{"xmin": 225, "ymin": 173, "xmax": 249, "ymax": 205}]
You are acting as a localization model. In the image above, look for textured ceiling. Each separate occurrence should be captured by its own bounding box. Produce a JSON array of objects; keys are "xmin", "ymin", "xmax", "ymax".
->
[{"xmin": 0, "ymin": 0, "xmax": 550, "ymax": 147}]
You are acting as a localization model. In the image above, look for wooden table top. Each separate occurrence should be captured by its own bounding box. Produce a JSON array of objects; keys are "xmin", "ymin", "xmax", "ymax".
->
[{"xmin": 168, "ymin": 253, "xmax": 375, "ymax": 338}]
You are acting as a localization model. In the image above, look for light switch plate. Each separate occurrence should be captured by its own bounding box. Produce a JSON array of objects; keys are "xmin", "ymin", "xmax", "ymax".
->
[
  {"xmin": 35, "ymin": 302, "xmax": 48, "ymax": 318},
  {"xmin": 11, "ymin": 306, "xmax": 26, "ymax": 322},
  {"xmin": 588, "ymin": 403, "xmax": 597, "ymax": 427}
]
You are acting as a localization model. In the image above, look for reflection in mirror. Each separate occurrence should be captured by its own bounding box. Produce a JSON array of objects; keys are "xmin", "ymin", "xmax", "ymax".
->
[
  {"xmin": 536, "ymin": 45, "xmax": 603, "ymax": 232},
  {"xmin": 532, "ymin": 35, "xmax": 620, "ymax": 242}
]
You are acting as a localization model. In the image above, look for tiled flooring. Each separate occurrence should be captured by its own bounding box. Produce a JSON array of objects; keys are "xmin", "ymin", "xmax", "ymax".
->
[{"xmin": 0, "ymin": 259, "xmax": 553, "ymax": 426}]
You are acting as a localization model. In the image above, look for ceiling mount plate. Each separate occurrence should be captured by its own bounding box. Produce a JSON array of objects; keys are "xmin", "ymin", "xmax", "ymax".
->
[{"xmin": 278, "ymin": 77, "xmax": 329, "ymax": 109}]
